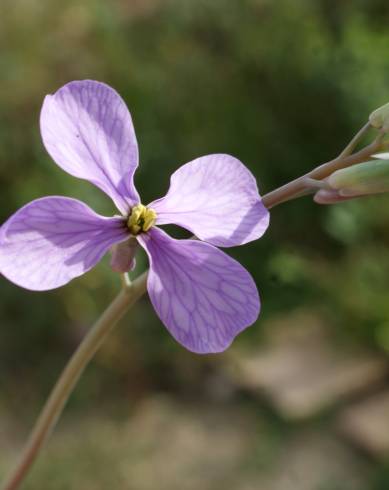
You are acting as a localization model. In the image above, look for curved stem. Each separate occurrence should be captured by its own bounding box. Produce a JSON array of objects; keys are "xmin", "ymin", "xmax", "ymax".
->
[
  {"xmin": 262, "ymin": 131, "xmax": 384, "ymax": 209},
  {"xmin": 121, "ymin": 272, "xmax": 132, "ymax": 289},
  {"xmin": 1, "ymin": 272, "xmax": 147, "ymax": 490},
  {"xmin": 338, "ymin": 122, "xmax": 371, "ymax": 158}
]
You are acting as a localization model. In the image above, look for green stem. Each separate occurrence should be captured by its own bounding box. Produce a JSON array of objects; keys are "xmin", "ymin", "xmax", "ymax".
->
[
  {"xmin": 262, "ymin": 129, "xmax": 383, "ymax": 209},
  {"xmin": 338, "ymin": 122, "xmax": 371, "ymax": 158},
  {"xmin": 1, "ymin": 273, "xmax": 147, "ymax": 490}
]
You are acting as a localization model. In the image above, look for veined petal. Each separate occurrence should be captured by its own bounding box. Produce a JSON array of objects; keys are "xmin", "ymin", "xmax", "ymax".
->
[
  {"xmin": 149, "ymin": 154, "xmax": 269, "ymax": 247},
  {"xmin": 138, "ymin": 227, "xmax": 260, "ymax": 354},
  {"xmin": 0, "ymin": 197, "xmax": 128, "ymax": 291},
  {"xmin": 40, "ymin": 80, "xmax": 140, "ymax": 215}
]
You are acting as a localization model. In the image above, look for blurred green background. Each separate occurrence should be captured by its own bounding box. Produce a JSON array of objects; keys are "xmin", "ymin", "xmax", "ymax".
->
[{"xmin": 1, "ymin": 0, "xmax": 389, "ymax": 488}]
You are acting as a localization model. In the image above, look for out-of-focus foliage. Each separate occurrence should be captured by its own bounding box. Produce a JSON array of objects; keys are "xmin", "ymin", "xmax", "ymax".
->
[{"xmin": 1, "ymin": 0, "xmax": 389, "ymax": 486}]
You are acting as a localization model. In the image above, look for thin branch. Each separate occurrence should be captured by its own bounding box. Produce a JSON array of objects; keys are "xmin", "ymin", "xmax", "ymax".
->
[
  {"xmin": 263, "ymin": 132, "xmax": 384, "ymax": 209},
  {"xmin": 338, "ymin": 122, "xmax": 371, "ymax": 158},
  {"xmin": 121, "ymin": 272, "xmax": 132, "ymax": 289}
]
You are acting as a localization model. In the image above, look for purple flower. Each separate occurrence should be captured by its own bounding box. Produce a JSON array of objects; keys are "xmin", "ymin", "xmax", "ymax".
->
[{"xmin": 0, "ymin": 81, "xmax": 270, "ymax": 353}]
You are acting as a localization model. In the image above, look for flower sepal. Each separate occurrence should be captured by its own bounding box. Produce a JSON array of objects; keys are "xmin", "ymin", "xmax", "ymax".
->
[
  {"xmin": 110, "ymin": 237, "xmax": 139, "ymax": 273},
  {"xmin": 327, "ymin": 158, "xmax": 389, "ymax": 197},
  {"xmin": 369, "ymin": 102, "xmax": 389, "ymax": 133}
]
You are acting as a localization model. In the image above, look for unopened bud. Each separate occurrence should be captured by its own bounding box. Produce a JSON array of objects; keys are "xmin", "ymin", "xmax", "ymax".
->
[
  {"xmin": 327, "ymin": 159, "xmax": 389, "ymax": 197},
  {"xmin": 369, "ymin": 102, "xmax": 389, "ymax": 132},
  {"xmin": 372, "ymin": 152, "xmax": 389, "ymax": 160},
  {"xmin": 314, "ymin": 189, "xmax": 357, "ymax": 205}
]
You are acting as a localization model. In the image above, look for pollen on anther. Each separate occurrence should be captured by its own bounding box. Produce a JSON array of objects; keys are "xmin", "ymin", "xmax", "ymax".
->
[{"xmin": 127, "ymin": 204, "xmax": 157, "ymax": 235}]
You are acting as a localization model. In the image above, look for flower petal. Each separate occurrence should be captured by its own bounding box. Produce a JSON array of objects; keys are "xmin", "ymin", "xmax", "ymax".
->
[
  {"xmin": 0, "ymin": 197, "xmax": 129, "ymax": 291},
  {"xmin": 149, "ymin": 154, "xmax": 270, "ymax": 247},
  {"xmin": 40, "ymin": 80, "xmax": 140, "ymax": 215},
  {"xmin": 138, "ymin": 227, "xmax": 260, "ymax": 353}
]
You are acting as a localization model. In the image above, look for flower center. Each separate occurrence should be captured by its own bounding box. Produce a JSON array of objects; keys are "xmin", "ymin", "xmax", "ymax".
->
[{"xmin": 127, "ymin": 204, "xmax": 157, "ymax": 235}]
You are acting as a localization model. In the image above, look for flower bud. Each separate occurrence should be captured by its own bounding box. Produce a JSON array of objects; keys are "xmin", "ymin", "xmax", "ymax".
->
[
  {"xmin": 327, "ymin": 159, "xmax": 389, "ymax": 197},
  {"xmin": 313, "ymin": 189, "xmax": 357, "ymax": 205},
  {"xmin": 369, "ymin": 102, "xmax": 389, "ymax": 132},
  {"xmin": 373, "ymin": 152, "xmax": 389, "ymax": 160}
]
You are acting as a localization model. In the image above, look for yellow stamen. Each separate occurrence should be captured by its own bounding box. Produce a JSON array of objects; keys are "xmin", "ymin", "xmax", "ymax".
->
[{"xmin": 127, "ymin": 204, "xmax": 157, "ymax": 235}]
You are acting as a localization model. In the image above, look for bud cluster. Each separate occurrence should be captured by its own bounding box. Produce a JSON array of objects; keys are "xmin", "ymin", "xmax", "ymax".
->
[{"xmin": 314, "ymin": 103, "xmax": 389, "ymax": 204}]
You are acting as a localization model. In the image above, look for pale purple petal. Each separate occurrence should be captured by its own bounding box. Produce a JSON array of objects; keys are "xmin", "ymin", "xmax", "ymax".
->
[
  {"xmin": 0, "ymin": 197, "xmax": 129, "ymax": 291},
  {"xmin": 138, "ymin": 227, "xmax": 260, "ymax": 353},
  {"xmin": 40, "ymin": 80, "xmax": 140, "ymax": 215},
  {"xmin": 149, "ymin": 154, "xmax": 270, "ymax": 247}
]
